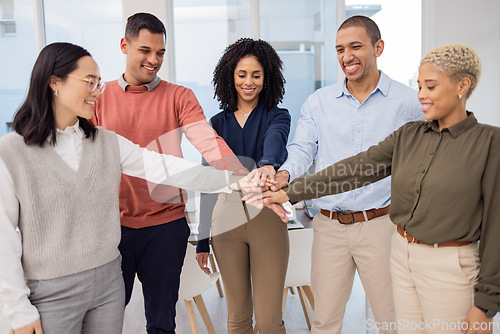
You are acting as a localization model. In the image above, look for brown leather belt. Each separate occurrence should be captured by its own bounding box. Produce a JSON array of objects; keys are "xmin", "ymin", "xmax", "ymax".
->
[
  {"xmin": 397, "ymin": 225, "xmax": 471, "ymax": 247},
  {"xmin": 320, "ymin": 205, "xmax": 390, "ymax": 224}
]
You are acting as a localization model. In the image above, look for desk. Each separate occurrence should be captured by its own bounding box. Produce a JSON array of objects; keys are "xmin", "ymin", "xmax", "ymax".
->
[{"xmin": 290, "ymin": 207, "xmax": 313, "ymax": 229}]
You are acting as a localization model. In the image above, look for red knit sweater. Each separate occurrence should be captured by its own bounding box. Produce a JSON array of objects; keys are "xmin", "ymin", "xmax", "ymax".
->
[{"xmin": 93, "ymin": 80, "xmax": 243, "ymax": 229}]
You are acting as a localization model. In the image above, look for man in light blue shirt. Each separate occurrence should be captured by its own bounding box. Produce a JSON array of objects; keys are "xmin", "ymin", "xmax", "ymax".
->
[{"xmin": 274, "ymin": 16, "xmax": 423, "ymax": 334}]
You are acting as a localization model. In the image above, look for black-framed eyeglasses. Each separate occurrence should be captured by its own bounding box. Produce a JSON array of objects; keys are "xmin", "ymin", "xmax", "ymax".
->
[{"xmin": 68, "ymin": 74, "xmax": 106, "ymax": 93}]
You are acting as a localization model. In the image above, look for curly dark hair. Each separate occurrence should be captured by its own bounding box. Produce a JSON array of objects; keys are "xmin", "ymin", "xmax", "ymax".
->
[{"xmin": 213, "ymin": 38, "xmax": 285, "ymax": 112}]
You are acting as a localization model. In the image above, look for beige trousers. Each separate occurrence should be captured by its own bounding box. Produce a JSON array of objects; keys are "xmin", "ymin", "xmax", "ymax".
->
[
  {"xmin": 211, "ymin": 192, "xmax": 289, "ymax": 334},
  {"xmin": 390, "ymin": 231, "xmax": 479, "ymax": 334},
  {"xmin": 311, "ymin": 212, "xmax": 396, "ymax": 334}
]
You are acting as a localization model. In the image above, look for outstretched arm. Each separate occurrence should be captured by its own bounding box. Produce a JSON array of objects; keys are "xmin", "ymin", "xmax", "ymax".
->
[
  {"xmin": 245, "ymin": 128, "xmax": 398, "ymax": 206},
  {"xmin": 117, "ymin": 133, "xmax": 234, "ymax": 194},
  {"xmin": 278, "ymin": 96, "xmax": 319, "ymax": 182},
  {"xmin": 283, "ymin": 128, "xmax": 397, "ymax": 203}
]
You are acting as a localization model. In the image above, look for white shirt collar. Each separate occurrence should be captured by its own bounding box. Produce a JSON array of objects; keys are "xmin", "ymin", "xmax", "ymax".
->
[{"xmin": 55, "ymin": 119, "xmax": 84, "ymax": 139}]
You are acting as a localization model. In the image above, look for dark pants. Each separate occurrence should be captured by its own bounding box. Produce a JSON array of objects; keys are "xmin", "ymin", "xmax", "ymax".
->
[{"xmin": 119, "ymin": 218, "xmax": 190, "ymax": 334}]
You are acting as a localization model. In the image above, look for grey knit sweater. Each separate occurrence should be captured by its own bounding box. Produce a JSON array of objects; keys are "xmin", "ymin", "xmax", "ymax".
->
[{"xmin": 0, "ymin": 128, "xmax": 122, "ymax": 279}]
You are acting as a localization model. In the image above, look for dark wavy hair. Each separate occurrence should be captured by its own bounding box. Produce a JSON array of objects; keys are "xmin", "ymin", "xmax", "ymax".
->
[
  {"xmin": 338, "ymin": 15, "xmax": 381, "ymax": 46},
  {"xmin": 12, "ymin": 42, "xmax": 96, "ymax": 146},
  {"xmin": 213, "ymin": 38, "xmax": 285, "ymax": 112}
]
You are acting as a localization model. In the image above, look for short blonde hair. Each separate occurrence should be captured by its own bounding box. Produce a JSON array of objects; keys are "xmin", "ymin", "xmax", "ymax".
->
[{"xmin": 421, "ymin": 43, "xmax": 481, "ymax": 98}]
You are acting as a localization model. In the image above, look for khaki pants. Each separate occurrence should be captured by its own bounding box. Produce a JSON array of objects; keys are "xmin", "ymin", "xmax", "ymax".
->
[
  {"xmin": 211, "ymin": 192, "xmax": 289, "ymax": 334},
  {"xmin": 390, "ymin": 231, "xmax": 479, "ymax": 334},
  {"xmin": 311, "ymin": 213, "xmax": 396, "ymax": 334}
]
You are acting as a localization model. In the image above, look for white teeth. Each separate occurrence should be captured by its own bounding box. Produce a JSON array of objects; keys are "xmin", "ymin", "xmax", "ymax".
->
[
  {"xmin": 421, "ymin": 103, "xmax": 432, "ymax": 112},
  {"xmin": 346, "ymin": 64, "xmax": 359, "ymax": 71},
  {"xmin": 144, "ymin": 66, "xmax": 155, "ymax": 71},
  {"xmin": 243, "ymin": 88, "xmax": 254, "ymax": 92},
  {"xmin": 85, "ymin": 100, "xmax": 95, "ymax": 106}
]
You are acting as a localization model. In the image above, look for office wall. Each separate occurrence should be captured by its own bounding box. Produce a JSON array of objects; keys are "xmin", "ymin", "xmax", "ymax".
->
[{"xmin": 422, "ymin": 0, "xmax": 500, "ymax": 126}]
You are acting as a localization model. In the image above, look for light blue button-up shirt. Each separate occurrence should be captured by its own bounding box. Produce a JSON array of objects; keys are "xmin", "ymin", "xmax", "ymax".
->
[{"xmin": 280, "ymin": 71, "xmax": 423, "ymax": 211}]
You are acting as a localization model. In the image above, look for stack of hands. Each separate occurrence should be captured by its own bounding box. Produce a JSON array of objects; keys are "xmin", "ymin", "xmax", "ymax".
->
[{"xmin": 230, "ymin": 166, "xmax": 292, "ymax": 223}]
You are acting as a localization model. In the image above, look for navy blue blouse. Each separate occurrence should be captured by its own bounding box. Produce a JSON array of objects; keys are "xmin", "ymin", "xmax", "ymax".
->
[
  {"xmin": 210, "ymin": 101, "xmax": 290, "ymax": 170},
  {"xmin": 197, "ymin": 101, "xmax": 291, "ymax": 252}
]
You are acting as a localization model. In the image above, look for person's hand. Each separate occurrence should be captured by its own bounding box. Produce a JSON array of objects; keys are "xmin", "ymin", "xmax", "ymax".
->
[
  {"xmin": 270, "ymin": 170, "xmax": 290, "ymax": 191},
  {"xmin": 14, "ymin": 319, "xmax": 43, "ymax": 334},
  {"xmin": 243, "ymin": 189, "xmax": 290, "ymax": 207},
  {"xmin": 229, "ymin": 169, "xmax": 261, "ymax": 191},
  {"xmin": 264, "ymin": 203, "xmax": 290, "ymax": 223},
  {"xmin": 264, "ymin": 189, "xmax": 290, "ymax": 205},
  {"xmin": 195, "ymin": 252, "xmax": 211, "ymax": 275},
  {"xmin": 461, "ymin": 306, "xmax": 493, "ymax": 334},
  {"xmin": 256, "ymin": 165, "xmax": 276, "ymax": 188}
]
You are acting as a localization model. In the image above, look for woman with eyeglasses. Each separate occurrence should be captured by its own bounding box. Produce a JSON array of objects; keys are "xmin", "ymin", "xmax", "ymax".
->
[{"xmin": 0, "ymin": 42, "xmax": 241, "ymax": 334}]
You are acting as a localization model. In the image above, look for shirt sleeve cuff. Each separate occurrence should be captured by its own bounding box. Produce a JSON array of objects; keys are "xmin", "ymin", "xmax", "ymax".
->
[
  {"xmin": 257, "ymin": 159, "xmax": 278, "ymax": 169},
  {"xmin": 8, "ymin": 300, "xmax": 40, "ymax": 330},
  {"xmin": 283, "ymin": 185, "xmax": 301, "ymax": 205},
  {"xmin": 278, "ymin": 166, "xmax": 295, "ymax": 182},
  {"xmin": 228, "ymin": 174, "xmax": 244, "ymax": 190},
  {"xmin": 474, "ymin": 291, "xmax": 500, "ymax": 313},
  {"xmin": 196, "ymin": 239, "xmax": 210, "ymax": 253}
]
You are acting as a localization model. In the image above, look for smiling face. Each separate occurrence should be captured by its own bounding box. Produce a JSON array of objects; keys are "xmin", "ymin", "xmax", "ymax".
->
[
  {"xmin": 336, "ymin": 26, "xmax": 383, "ymax": 83},
  {"xmin": 121, "ymin": 29, "xmax": 165, "ymax": 86},
  {"xmin": 233, "ymin": 55, "xmax": 264, "ymax": 109},
  {"xmin": 51, "ymin": 56, "xmax": 101, "ymax": 129},
  {"xmin": 417, "ymin": 62, "xmax": 465, "ymax": 129}
]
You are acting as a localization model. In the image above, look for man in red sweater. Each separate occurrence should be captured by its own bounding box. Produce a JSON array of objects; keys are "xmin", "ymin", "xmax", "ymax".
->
[{"xmin": 93, "ymin": 13, "xmax": 243, "ymax": 333}]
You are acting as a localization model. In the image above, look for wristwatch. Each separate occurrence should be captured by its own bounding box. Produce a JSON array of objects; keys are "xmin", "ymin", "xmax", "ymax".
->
[{"xmin": 477, "ymin": 306, "xmax": 497, "ymax": 318}]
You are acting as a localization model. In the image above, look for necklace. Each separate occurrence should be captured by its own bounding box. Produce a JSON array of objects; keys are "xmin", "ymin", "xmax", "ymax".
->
[{"xmin": 238, "ymin": 105, "xmax": 256, "ymax": 117}]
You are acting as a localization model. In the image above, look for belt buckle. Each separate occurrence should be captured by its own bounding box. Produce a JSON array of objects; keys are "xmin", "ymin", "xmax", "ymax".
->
[
  {"xmin": 403, "ymin": 230, "xmax": 417, "ymax": 243},
  {"xmin": 337, "ymin": 210, "xmax": 355, "ymax": 224}
]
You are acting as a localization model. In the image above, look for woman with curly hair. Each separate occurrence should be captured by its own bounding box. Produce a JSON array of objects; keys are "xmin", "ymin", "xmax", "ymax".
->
[
  {"xmin": 196, "ymin": 38, "xmax": 291, "ymax": 333},
  {"xmin": 255, "ymin": 43, "xmax": 500, "ymax": 333}
]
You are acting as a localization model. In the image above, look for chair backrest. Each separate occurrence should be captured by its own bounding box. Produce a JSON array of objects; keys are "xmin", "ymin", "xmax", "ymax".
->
[
  {"xmin": 284, "ymin": 228, "xmax": 313, "ymax": 288},
  {"xmin": 179, "ymin": 243, "xmax": 220, "ymax": 300}
]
